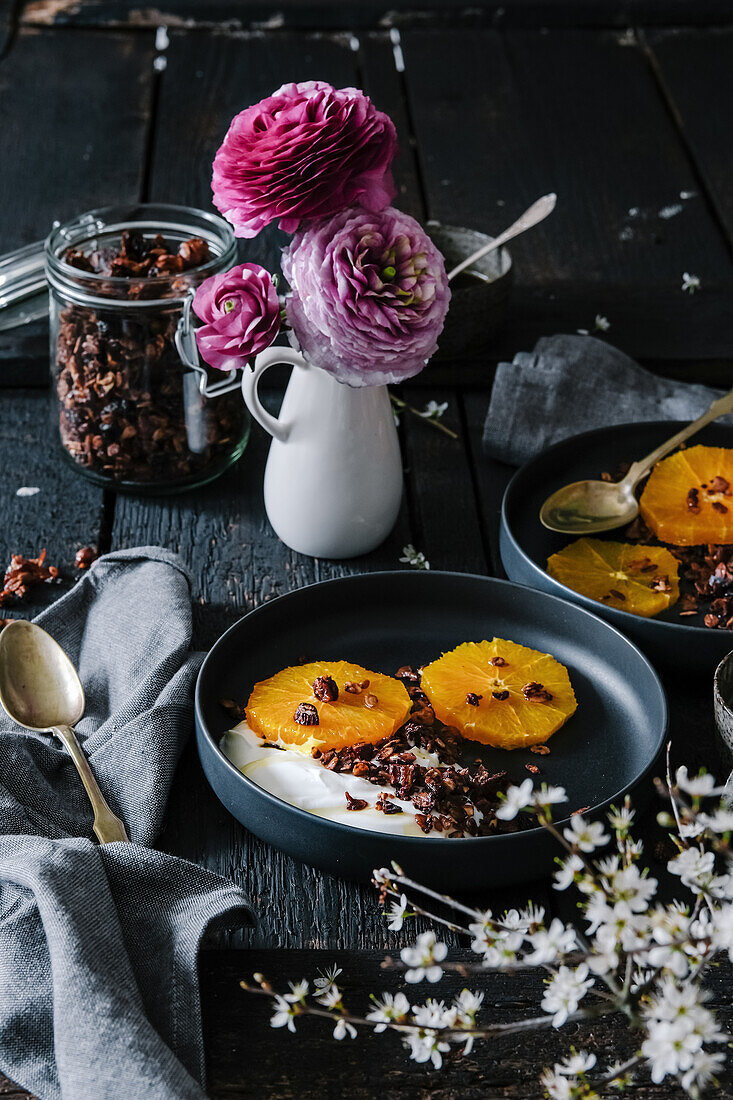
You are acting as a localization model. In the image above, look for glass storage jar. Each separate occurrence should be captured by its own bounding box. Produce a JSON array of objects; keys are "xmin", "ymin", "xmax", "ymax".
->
[{"xmin": 45, "ymin": 203, "xmax": 249, "ymax": 493}]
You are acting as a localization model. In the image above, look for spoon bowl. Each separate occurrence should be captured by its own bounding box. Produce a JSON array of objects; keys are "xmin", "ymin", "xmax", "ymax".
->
[
  {"xmin": 0, "ymin": 619, "xmax": 84, "ymax": 730},
  {"xmin": 540, "ymin": 478, "xmax": 640, "ymax": 535},
  {"xmin": 0, "ymin": 620, "xmax": 128, "ymax": 843}
]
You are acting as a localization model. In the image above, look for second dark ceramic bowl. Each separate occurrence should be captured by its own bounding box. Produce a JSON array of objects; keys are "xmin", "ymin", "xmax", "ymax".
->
[{"xmin": 500, "ymin": 421, "xmax": 733, "ymax": 672}]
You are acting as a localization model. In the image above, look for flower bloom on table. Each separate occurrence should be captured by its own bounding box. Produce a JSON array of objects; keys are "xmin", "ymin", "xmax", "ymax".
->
[
  {"xmin": 282, "ymin": 206, "xmax": 451, "ymax": 386},
  {"xmin": 212, "ymin": 81, "xmax": 398, "ymax": 238},
  {"xmin": 193, "ymin": 262, "xmax": 280, "ymax": 372}
]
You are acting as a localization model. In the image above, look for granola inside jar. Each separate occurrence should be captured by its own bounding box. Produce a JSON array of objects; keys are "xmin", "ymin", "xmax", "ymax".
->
[{"xmin": 45, "ymin": 204, "xmax": 249, "ymax": 492}]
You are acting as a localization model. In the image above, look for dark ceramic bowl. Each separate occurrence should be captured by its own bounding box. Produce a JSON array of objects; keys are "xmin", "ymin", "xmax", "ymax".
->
[
  {"xmin": 714, "ymin": 650, "xmax": 733, "ymax": 762},
  {"xmin": 500, "ymin": 421, "xmax": 733, "ymax": 673},
  {"xmin": 427, "ymin": 223, "xmax": 512, "ymax": 361},
  {"xmin": 195, "ymin": 571, "xmax": 666, "ymax": 889}
]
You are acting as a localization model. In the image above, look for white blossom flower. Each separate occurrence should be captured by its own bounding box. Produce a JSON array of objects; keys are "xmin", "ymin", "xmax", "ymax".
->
[
  {"xmin": 554, "ymin": 853, "xmax": 584, "ymax": 891},
  {"xmin": 679, "ymin": 818, "xmax": 707, "ymax": 839},
  {"xmin": 712, "ymin": 901, "xmax": 733, "ymax": 959},
  {"xmin": 453, "ymin": 989, "xmax": 483, "ymax": 1021},
  {"xmin": 399, "ymin": 544, "xmax": 430, "ymax": 570},
  {"xmin": 418, "ymin": 400, "xmax": 448, "ymax": 421},
  {"xmin": 681, "ymin": 272, "xmax": 701, "ymax": 294},
  {"xmin": 270, "ymin": 994, "xmax": 298, "ymax": 1032},
  {"xmin": 527, "ymin": 918, "xmax": 577, "ymax": 964},
  {"xmin": 557, "ymin": 1050, "xmax": 597, "ymax": 1075},
  {"xmin": 496, "ymin": 778, "xmax": 534, "ymax": 820},
  {"xmin": 594, "ymin": 314, "xmax": 610, "ymax": 331},
  {"xmin": 284, "ymin": 980, "xmax": 309, "ymax": 1003},
  {"xmin": 400, "ymin": 931, "xmax": 448, "ymax": 983},
  {"xmin": 468, "ymin": 909, "xmax": 494, "ymax": 955},
  {"xmin": 333, "ymin": 1017, "xmax": 357, "ymax": 1040},
  {"xmin": 366, "ymin": 991, "xmax": 410, "ymax": 1032},
  {"xmin": 607, "ymin": 804, "xmax": 634, "ymax": 832},
  {"xmin": 667, "ymin": 847, "xmax": 716, "ymax": 893},
  {"xmin": 540, "ymin": 1067, "xmax": 575, "ymax": 1100},
  {"xmin": 386, "ymin": 893, "xmax": 408, "ymax": 931},
  {"xmin": 610, "ymin": 865, "xmax": 657, "ymax": 912},
  {"xmin": 317, "ymin": 984, "xmax": 343, "ymax": 1009},
  {"xmin": 314, "ymin": 966, "xmax": 342, "ymax": 995},
  {"xmin": 412, "ymin": 998, "xmax": 452, "ymax": 1028},
  {"xmin": 676, "ymin": 766, "xmax": 721, "ymax": 798},
  {"xmin": 495, "ymin": 908, "xmax": 532, "ymax": 951},
  {"xmin": 403, "ymin": 1028, "xmax": 450, "ymax": 1069},
  {"xmin": 541, "ymin": 964, "xmax": 594, "ymax": 1027},
  {"xmin": 563, "ymin": 815, "xmax": 610, "ymax": 853},
  {"xmin": 532, "ymin": 784, "xmax": 568, "ymax": 809},
  {"xmin": 701, "ymin": 808, "xmax": 733, "ymax": 833},
  {"xmin": 588, "ymin": 923, "xmax": 619, "ymax": 976},
  {"xmin": 680, "ymin": 1048, "xmax": 727, "ymax": 1093}
]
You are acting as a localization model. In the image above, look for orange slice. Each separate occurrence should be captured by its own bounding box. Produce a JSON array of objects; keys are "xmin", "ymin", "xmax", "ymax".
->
[
  {"xmin": 245, "ymin": 661, "xmax": 411, "ymax": 751},
  {"xmin": 640, "ymin": 445, "xmax": 733, "ymax": 545},
  {"xmin": 421, "ymin": 639, "xmax": 577, "ymax": 749},
  {"xmin": 547, "ymin": 538, "xmax": 679, "ymax": 617}
]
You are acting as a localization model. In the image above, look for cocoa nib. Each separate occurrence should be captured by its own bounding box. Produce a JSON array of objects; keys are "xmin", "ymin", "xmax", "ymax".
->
[
  {"xmin": 344, "ymin": 791, "xmax": 368, "ymax": 811},
  {"xmin": 465, "ymin": 692, "xmax": 482, "ymax": 706},
  {"xmin": 489, "ymin": 656, "xmax": 507, "ymax": 667},
  {"xmin": 710, "ymin": 476, "xmax": 731, "ymax": 495},
  {"xmin": 492, "ymin": 690, "xmax": 509, "ymax": 701},
  {"xmin": 522, "ymin": 682, "xmax": 554, "ymax": 703},
  {"xmin": 294, "ymin": 702, "xmax": 319, "ymax": 726},
  {"xmin": 687, "ymin": 487, "xmax": 701, "ymax": 514},
  {"xmin": 312, "ymin": 675, "xmax": 339, "ymax": 702},
  {"xmin": 0, "ymin": 550, "xmax": 59, "ymax": 608},
  {"xmin": 74, "ymin": 546, "xmax": 98, "ymax": 570}
]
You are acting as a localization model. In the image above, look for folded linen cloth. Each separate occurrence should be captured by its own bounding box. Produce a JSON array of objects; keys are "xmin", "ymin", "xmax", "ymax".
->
[
  {"xmin": 0, "ymin": 547, "xmax": 251, "ymax": 1100},
  {"xmin": 483, "ymin": 333, "xmax": 732, "ymax": 466}
]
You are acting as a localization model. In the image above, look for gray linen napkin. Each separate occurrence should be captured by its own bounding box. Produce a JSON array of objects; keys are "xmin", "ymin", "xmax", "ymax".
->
[
  {"xmin": 483, "ymin": 333, "xmax": 731, "ymax": 466},
  {"xmin": 0, "ymin": 546, "xmax": 251, "ymax": 1100}
]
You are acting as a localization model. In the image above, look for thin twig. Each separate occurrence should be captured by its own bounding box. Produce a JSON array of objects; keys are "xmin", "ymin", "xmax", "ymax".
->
[{"xmin": 390, "ymin": 395, "xmax": 459, "ymax": 440}]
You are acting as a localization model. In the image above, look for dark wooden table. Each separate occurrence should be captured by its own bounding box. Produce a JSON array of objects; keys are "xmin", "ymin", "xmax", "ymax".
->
[{"xmin": 2, "ymin": 2, "xmax": 733, "ymax": 1096}]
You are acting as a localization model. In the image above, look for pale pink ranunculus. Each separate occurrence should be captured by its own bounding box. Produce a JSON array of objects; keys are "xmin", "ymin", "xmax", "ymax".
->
[
  {"xmin": 282, "ymin": 206, "xmax": 450, "ymax": 387},
  {"xmin": 193, "ymin": 263, "xmax": 280, "ymax": 372},
  {"xmin": 212, "ymin": 81, "xmax": 397, "ymax": 239}
]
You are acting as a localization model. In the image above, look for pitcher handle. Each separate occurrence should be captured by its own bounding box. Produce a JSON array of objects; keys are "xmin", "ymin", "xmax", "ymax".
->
[{"xmin": 241, "ymin": 347, "xmax": 306, "ymax": 444}]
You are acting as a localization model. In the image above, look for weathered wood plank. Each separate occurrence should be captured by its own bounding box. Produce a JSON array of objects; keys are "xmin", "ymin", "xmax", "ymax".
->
[
  {"xmin": 401, "ymin": 27, "xmax": 733, "ymax": 375},
  {"xmin": 19, "ymin": 0, "xmax": 733, "ymax": 31},
  {"xmin": 0, "ymin": 27, "xmax": 154, "ymax": 387},
  {"xmin": 0, "ymin": 391, "xmax": 106, "ymax": 621},
  {"xmin": 648, "ymin": 27, "xmax": 733, "ymax": 254}
]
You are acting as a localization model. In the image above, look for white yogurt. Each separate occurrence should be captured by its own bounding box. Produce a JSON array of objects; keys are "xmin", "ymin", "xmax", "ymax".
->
[{"xmin": 220, "ymin": 722, "xmax": 450, "ymax": 837}]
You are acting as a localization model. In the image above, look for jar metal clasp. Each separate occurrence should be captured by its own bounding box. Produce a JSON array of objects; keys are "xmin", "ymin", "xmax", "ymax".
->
[{"xmin": 175, "ymin": 289, "xmax": 240, "ymax": 398}]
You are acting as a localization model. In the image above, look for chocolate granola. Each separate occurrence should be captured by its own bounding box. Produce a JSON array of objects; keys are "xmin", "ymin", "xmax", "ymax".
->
[{"xmin": 53, "ymin": 231, "xmax": 245, "ymax": 487}]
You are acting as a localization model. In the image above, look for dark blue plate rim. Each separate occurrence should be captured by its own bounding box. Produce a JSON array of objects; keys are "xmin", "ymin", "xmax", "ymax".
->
[
  {"xmin": 501, "ymin": 420, "xmax": 733, "ymax": 638},
  {"xmin": 195, "ymin": 570, "xmax": 668, "ymax": 846}
]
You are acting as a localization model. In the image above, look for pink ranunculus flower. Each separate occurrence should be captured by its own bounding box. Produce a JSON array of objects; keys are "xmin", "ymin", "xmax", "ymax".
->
[
  {"xmin": 212, "ymin": 81, "xmax": 397, "ymax": 239},
  {"xmin": 282, "ymin": 206, "xmax": 451, "ymax": 387},
  {"xmin": 193, "ymin": 263, "xmax": 280, "ymax": 372}
]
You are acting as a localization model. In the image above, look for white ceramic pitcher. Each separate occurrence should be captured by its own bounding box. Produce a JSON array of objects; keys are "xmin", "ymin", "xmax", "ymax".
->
[{"xmin": 241, "ymin": 347, "xmax": 403, "ymax": 559}]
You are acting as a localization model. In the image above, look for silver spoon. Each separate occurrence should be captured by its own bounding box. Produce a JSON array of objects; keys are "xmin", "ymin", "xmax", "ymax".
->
[
  {"xmin": 0, "ymin": 620, "xmax": 128, "ymax": 843},
  {"xmin": 447, "ymin": 192, "xmax": 557, "ymax": 282},
  {"xmin": 540, "ymin": 387, "xmax": 733, "ymax": 535}
]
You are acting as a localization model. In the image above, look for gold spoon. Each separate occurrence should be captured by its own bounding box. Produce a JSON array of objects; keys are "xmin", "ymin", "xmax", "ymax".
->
[
  {"xmin": 540, "ymin": 387, "xmax": 733, "ymax": 535},
  {"xmin": 0, "ymin": 620, "xmax": 128, "ymax": 843}
]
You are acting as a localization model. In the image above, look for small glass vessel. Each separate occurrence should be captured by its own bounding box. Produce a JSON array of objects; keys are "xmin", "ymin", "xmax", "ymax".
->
[{"xmin": 45, "ymin": 203, "xmax": 249, "ymax": 493}]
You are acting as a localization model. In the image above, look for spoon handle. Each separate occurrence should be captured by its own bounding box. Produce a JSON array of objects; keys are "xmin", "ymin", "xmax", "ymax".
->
[
  {"xmin": 446, "ymin": 192, "xmax": 557, "ymax": 282},
  {"xmin": 624, "ymin": 387, "xmax": 733, "ymax": 488},
  {"xmin": 52, "ymin": 724, "xmax": 129, "ymax": 843}
]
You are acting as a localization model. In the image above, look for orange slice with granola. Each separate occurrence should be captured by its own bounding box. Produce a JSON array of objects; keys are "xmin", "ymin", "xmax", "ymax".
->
[
  {"xmin": 245, "ymin": 661, "xmax": 412, "ymax": 751},
  {"xmin": 420, "ymin": 638, "xmax": 577, "ymax": 749},
  {"xmin": 640, "ymin": 445, "xmax": 733, "ymax": 546},
  {"xmin": 547, "ymin": 538, "xmax": 679, "ymax": 617}
]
